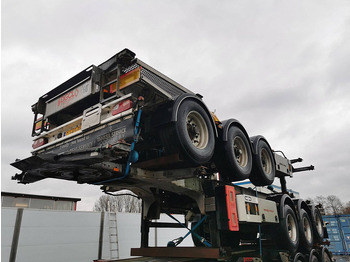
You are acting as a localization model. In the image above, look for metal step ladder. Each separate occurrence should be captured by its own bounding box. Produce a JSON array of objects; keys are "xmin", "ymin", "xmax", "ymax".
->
[{"xmin": 108, "ymin": 212, "xmax": 119, "ymax": 259}]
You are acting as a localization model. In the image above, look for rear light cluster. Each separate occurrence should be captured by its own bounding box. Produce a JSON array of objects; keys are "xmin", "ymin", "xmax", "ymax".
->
[
  {"xmin": 32, "ymin": 138, "xmax": 47, "ymax": 149},
  {"xmin": 112, "ymin": 99, "xmax": 133, "ymax": 116},
  {"xmin": 32, "ymin": 98, "xmax": 134, "ymax": 150}
]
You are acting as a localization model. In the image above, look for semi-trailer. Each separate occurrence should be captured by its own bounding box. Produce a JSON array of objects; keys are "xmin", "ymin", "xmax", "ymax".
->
[{"xmin": 11, "ymin": 49, "xmax": 332, "ymax": 261}]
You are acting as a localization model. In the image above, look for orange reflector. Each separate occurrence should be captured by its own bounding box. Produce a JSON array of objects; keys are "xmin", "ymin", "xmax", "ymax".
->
[
  {"xmin": 107, "ymin": 67, "xmax": 141, "ymax": 94},
  {"xmin": 120, "ymin": 67, "xmax": 141, "ymax": 90},
  {"xmin": 225, "ymin": 185, "xmax": 239, "ymax": 231},
  {"xmin": 35, "ymin": 119, "xmax": 42, "ymax": 130},
  {"xmin": 113, "ymin": 168, "xmax": 119, "ymax": 172}
]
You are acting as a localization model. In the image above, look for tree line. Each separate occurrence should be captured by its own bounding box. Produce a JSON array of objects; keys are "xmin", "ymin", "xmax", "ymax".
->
[
  {"xmin": 307, "ymin": 195, "xmax": 350, "ymax": 215},
  {"xmin": 93, "ymin": 190, "xmax": 141, "ymax": 213}
]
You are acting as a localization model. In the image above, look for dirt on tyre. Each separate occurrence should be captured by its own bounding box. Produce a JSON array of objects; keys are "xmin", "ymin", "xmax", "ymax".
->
[
  {"xmin": 216, "ymin": 125, "xmax": 253, "ymax": 181},
  {"xmin": 160, "ymin": 99, "xmax": 215, "ymax": 166},
  {"xmin": 249, "ymin": 137, "xmax": 275, "ymax": 186}
]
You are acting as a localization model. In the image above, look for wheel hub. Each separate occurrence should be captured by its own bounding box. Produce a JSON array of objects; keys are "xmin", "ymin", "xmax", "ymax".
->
[
  {"xmin": 233, "ymin": 136, "xmax": 248, "ymax": 167},
  {"xmin": 260, "ymin": 148, "xmax": 272, "ymax": 175},
  {"xmin": 186, "ymin": 111, "xmax": 209, "ymax": 149}
]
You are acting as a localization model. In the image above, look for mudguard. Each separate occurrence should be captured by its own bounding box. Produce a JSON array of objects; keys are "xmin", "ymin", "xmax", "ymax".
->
[
  {"xmin": 220, "ymin": 119, "xmax": 251, "ymax": 150},
  {"xmin": 294, "ymin": 198, "xmax": 312, "ymax": 218},
  {"xmin": 249, "ymin": 135, "xmax": 276, "ymax": 167},
  {"xmin": 269, "ymin": 194, "xmax": 298, "ymax": 219},
  {"xmin": 171, "ymin": 93, "xmax": 218, "ymax": 137}
]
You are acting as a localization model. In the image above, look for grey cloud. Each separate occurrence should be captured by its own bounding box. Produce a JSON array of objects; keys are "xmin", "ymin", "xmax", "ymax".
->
[{"xmin": 2, "ymin": 0, "xmax": 350, "ymax": 210}]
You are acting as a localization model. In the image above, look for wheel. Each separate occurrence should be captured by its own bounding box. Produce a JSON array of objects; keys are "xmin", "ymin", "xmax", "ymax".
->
[
  {"xmin": 216, "ymin": 125, "xmax": 252, "ymax": 181},
  {"xmin": 309, "ymin": 249, "xmax": 321, "ymax": 262},
  {"xmin": 249, "ymin": 138, "xmax": 275, "ymax": 186},
  {"xmin": 298, "ymin": 208, "xmax": 313, "ymax": 252},
  {"xmin": 294, "ymin": 252, "xmax": 306, "ymax": 262},
  {"xmin": 161, "ymin": 100, "xmax": 215, "ymax": 165},
  {"xmin": 310, "ymin": 206, "xmax": 324, "ymax": 243},
  {"xmin": 274, "ymin": 204, "xmax": 299, "ymax": 255},
  {"xmin": 321, "ymin": 247, "xmax": 332, "ymax": 262}
]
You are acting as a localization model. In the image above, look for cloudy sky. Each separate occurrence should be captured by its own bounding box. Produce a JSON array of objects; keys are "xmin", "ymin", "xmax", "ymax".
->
[{"xmin": 2, "ymin": 1, "xmax": 350, "ymax": 211}]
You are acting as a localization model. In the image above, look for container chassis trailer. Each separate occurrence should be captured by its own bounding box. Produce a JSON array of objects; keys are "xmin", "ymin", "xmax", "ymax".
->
[{"xmin": 10, "ymin": 49, "xmax": 333, "ymax": 261}]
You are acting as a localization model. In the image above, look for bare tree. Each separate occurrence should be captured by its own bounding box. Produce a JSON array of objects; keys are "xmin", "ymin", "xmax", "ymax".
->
[
  {"xmin": 308, "ymin": 195, "xmax": 347, "ymax": 215},
  {"xmin": 313, "ymin": 195, "xmax": 329, "ymax": 215},
  {"xmin": 93, "ymin": 190, "xmax": 141, "ymax": 213},
  {"xmin": 326, "ymin": 195, "xmax": 344, "ymax": 215},
  {"xmin": 343, "ymin": 201, "xmax": 350, "ymax": 215}
]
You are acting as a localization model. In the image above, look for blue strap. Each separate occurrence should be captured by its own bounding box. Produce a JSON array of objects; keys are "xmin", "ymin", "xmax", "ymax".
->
[
  {"xmin": 94, "ymin": 108, "xmax": 142, "ymax": 185},
  {"xmin": 124, "ymin": 108, "xmax": 142, "ymax": 176},
  {"xmin": 166, "ymin": 213, "xmax": 211, "ymax": 247}
]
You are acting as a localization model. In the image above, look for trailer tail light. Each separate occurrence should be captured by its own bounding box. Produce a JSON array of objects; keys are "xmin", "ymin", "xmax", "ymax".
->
[
  {"xmin": 112, "ymin": 99, "xmax": 133, "ymax": 116},
  {"xmin": 32, "ymin": 138, "xmax": 47, "ymax": 149}
]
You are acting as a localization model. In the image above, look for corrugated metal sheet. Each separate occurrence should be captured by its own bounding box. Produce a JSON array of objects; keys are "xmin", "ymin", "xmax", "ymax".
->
[
  {"xmin": 1, "ymin": 208, "xmax": 110, "ymax": 262},
  {"xmin": 2, "ymin": 208, "xmax": 193, "ymax": 262},
  {"xmin": 324, "ymin": 215, "xmax": 350, "ymax": 255}
]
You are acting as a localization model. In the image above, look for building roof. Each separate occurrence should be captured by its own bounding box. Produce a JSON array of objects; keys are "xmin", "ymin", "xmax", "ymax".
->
[{"xmin": 1, "ymin": 191, "xmax": 81, "ymax": 202}]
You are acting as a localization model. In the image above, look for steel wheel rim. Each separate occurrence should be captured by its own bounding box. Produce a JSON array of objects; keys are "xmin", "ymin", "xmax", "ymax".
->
[
  {"xmin": 261, "ymin": 148, "xmax": 272, "ymax": 174},
  {"xmin": 186, "ymin": 111, "xmax": 209, "ymax": 149},
  {"xmin": 303, "ymin": 216, "xmax": 312, "ymax": 243},
  {"xmin": 233, "ymin": 136, "xmax": 248, "ymax": 167},
  {"xmin": 287, "ymin": 213, "xmax": 298, "ymax": 243}
]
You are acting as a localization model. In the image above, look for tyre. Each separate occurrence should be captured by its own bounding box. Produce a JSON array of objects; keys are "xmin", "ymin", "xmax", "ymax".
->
[
  {"xmin": 249, "ymin": 138, "xmax": 275, "ymax": 186},
  {"xmin": 161, "ymin": 100, "xmax": 215, "ymax": 165},
  {"xmin": 310, "ymin": 206, "xmax": 324, "ymax": 243},
  {"xmin": 309, "ymin": 249, "xmax": 321, "ymax": 262},
  {"xmin": 294, "ymin": 253, "xmax": 306, "ymax": 262},
  {"xmin": 216, "ymin": 125, "xmax": 252, "ymax": 181},
  {"xmin": 298, "ymin": 208, "xmax": 313, "ymax": 252},
  {"xmin": 321, "ymin": 247, "xmax": 332, "ymax": 262},
  {"xmin": 275, "ymin": 204, "xmax": 299, "ymax": 255}
]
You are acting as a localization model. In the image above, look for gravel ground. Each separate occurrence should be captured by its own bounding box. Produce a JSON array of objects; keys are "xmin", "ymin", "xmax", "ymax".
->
[{"xmin": 334, "ymin": 255, "xmax": 350, "ymax": 262}]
